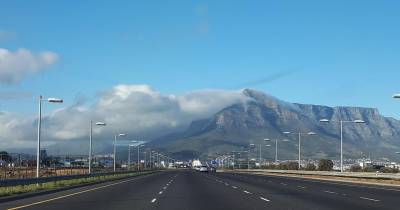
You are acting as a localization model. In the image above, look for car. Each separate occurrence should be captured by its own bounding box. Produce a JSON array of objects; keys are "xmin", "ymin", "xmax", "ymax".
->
[{"xmin": 199, "ymin": 166, "xmax": 208, "ymax": 172}]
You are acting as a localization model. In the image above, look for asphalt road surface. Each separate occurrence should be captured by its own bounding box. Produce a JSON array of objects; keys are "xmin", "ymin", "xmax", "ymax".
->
[{"xmin": 1, "ymin": 170, "xmax": 399, "ymax": 210}]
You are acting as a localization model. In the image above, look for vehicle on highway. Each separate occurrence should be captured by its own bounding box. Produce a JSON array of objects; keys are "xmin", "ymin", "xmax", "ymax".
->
[
  {"xmin": 208, "ymin": 167, "xmax": 216, "ymax": 172},
  {"xmin": 199, "ymin": 166, "xmax": 208, "ymax": 172}
]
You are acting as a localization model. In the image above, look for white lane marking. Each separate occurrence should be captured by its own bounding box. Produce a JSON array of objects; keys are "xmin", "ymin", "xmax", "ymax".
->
[
  {"xmin": 163, "ymin": 186, "xmax": 167, "ymax": 190},
  {"xmin": 151, "ymin": 198, "xmax": 157, "ymax": 203},
  {"xmin": 260, "ymin": 197, "xmax": 270, "ymax": 202},
  {"xmin": 225, "ymin": 183, "xmax": 229, "ymax": 186},
  {"xmin": 360, "ymin": 197, "xmax": 380, "ymax": 202},
  {"xmin": 243, "ymin": 190, "xmax": 252, "ymax": 194},
  {"xmin": 280, "ymin": 183, "xmax": 287, "ymax": 186},
  {"xmin": 159, "ymin": 191, "xmax": 163, "ymax": 194},
  {"xmin": 7, "ymin": 174, "xmax": 156, "ymax": 210},
  {"xmin": 324, "ymin": 190, "xmax": 338, "ymax": 194},
  {"xmin": 297, "ymin": 186, "xmax": 306, "ymax": 189},
  {"xmin": 166, "ymin": 183, "xmax": 169, "ymax": 186},
  {"xmin": 232, "ymin": 186, "xmax": 238, "ymax": 189},
  {"xmin": 342, "ymin": 194, "xmax": 347, "ymax": 196}
]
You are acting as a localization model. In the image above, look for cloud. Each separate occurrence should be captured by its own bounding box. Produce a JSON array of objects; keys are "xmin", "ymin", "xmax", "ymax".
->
[
  {"xmin": 0, "ymin": 48, "xmax": 59, "ymax": 84},
  {"xmin": 0, "ymin": 84, "xmax": 249, "ymax": 150}
]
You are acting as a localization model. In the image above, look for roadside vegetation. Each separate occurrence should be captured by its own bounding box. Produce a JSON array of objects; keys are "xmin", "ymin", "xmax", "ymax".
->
[{"xmin": 0, "ymin": 171, "xmax": 154, "ymax": 197}]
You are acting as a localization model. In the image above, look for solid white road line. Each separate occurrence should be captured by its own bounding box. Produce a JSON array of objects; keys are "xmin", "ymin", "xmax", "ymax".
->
[
  {"xmin": 360, "ymin": 197, "xmax": 380, "ymax": 202},
  {"xmin": 151, "ymin": 198, "xmax": 157, "ymax": 203},
  {"xmin": 260, "ymin": 197, "xmax": 270, "ymax": 202},
  {"xmin": 7, "ymin": 175, "xmax": 154, "ymax": 210}
]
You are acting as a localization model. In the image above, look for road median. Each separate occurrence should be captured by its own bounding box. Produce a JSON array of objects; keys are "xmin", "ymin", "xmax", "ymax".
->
[{"xmin": 0, "ymin": 170, "xmax": 160, "ymax": 200}]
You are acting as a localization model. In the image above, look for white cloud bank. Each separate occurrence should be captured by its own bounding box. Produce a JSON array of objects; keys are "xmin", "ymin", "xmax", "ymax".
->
[
  {"xmin": 0, "ymin": 48, "xmax": 59, "ymax": 84},
  {"xmin": 0, "ymin": 84, "xmax": 249, "ymax": 149}
]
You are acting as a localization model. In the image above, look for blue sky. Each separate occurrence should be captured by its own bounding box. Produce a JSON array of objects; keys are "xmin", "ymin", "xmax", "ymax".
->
[{"xmin": 1, "ymin": 0, "xmax": 400, "ymax": 117}]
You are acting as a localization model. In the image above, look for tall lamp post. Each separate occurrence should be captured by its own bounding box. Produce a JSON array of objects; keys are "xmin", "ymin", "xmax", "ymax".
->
[
  {"xmin": 320, "ymin": 118, "xmax": 365, "ymax": 172},
  {"xmin": 37, "ymin": 96, "xmax": 63, "ymax": 178},
  {"xmin": 283, "ymin": 131, "xmax": 317, "ymax": 169},
  {"xmin": 114, "ymin": 133, "xmax": 127, "ymax": 172},
  {"xmin": 260, "ymin": 138, "xmax": 272, "ymax": 166},
  {"xmin": 89, "ymin": 121, "xmax": 106, "ymax": 174},
  {"xmin": 144, "ymin": 151, "xmax": 147, "ymax": 169},
  {"xmin": 128, "ymin": 140, "xmax": 137, "ymax": 170},
  {"xmin": 137, "ymin": 144, "xmax": 144, "ymax": 171},
  {"xmin": 265, "ymin": 139, "xmax": 289, "ymax": 163}
]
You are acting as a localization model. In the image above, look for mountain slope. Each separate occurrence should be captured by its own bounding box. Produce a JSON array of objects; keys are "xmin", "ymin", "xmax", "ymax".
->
[{"xmin": 152, "ymin": 89, "xmax": 400, "ymax": 160}]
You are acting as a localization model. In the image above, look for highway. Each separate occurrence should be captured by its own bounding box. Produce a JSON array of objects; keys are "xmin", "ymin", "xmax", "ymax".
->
[{"xmin": 1, "ymin": 170, "xmax": 399, "ymax": 210}]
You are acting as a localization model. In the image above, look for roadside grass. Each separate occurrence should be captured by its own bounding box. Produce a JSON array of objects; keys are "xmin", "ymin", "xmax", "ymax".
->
[{"xmin": 0, "ymin": 171, "xmax": 154, "ymax": 197}]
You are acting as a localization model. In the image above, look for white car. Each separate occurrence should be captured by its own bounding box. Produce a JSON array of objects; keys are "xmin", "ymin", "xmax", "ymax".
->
[{"xmin": 199, "ymin": 166, "xmax": 208, "ymax": 172}]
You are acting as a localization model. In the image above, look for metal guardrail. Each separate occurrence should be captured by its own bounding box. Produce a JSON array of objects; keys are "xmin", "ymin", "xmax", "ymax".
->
[{"xmin": 0, "ymin": 170, "xmax": 153, "ymax": 187}]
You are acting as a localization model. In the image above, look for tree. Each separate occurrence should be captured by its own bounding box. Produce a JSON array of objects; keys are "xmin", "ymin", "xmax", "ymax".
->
[
  {"xmin": 305, "ymin": 163, "xmax": 316, "ymax": 171},
  {"xmin": 318, "ymin": 159, "xmax": 333, "ymax": 171},
  {"xmin": 350, "ymin": 165, "xmax": 363, "ymax": 172},
  {"xmin": 0, "ymin": 151, "xmax": 12, "ymax": 162}
]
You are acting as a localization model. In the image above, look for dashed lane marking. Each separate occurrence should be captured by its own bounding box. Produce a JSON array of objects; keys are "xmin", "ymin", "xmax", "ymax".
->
[
  {"xmin": 360, "ymin": 197, "xmax": 380, "ymax": 202},
  {"xmin": 151, "ymin": 198, "xmax": 157, "ymax": 203},
  {"xmin": 260, "ymin": 197, "xmax": 270, "ymax": 202},
  {"xmin": 324, "ymin": 190, "xmax": 338, "ymax": 194}
]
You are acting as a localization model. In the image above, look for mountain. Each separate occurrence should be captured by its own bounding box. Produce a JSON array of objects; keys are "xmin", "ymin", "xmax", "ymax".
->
[{"xmin": 151, "ymin": 89, "xmax": 400, "ymax": 161}]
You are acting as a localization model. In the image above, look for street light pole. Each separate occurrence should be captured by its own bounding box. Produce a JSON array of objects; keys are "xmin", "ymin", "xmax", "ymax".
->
[
  {"xmin": 113, "ymin": 135, "xmax": 117, "ymax": 172},
  {"xmin": 137, "ymin": 146, "xmax": 140, "ymax": 171},
  {"xmin": 340, "ymin": 120, "xmax": 343, "ymax": 173},
  {"xmin": 128, "ymin": 145, "xmax": 131, "ymax": 170},
  {"xmin": 150, "ymin": 151, "xmax": 152, "ymax": 169},
  {"xmin": 259, "ymin": 144, "xmax": 262, "ymax": 168},
  {"xmin": 89, "ymin": 121, "xmax": 106, "ymax": 174},
  {"xmin": 144, "ymin": 152, "xmax": 147, "ymax": 169},
  {"xmin": 275, "ymin": 139, "xmax": 278, "ymax": 162},
  {"xmin": 113, "ymin": 133, "xmax": 126, "ymax": 172},
  {"xmin": 89, "ymin": 121, "xmax": 92, "ymax": 174},
  {"xmin": 298, "ymin": 133, "xmax": 301, "ymax": 169},
  {"xmin": 283, "ymin": 131, "xmax": 316, "ymax": 169},
  {"xmin": 36, "ymin": 96, "xmax": 42, "ymax": 179},
  {"xmin": 320, "ymin": 118, "xmax": 364, "ymax": 172},
  {"xmin": 36, "ymin": 96, "xmax": 63, "ymax": 178}
]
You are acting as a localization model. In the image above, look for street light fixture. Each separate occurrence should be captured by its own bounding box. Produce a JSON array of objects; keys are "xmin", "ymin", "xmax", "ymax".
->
[
  {"xmin": 89, "ymin": 121, "xmax": 106, "ymax": 174},
  {"xmin": 114, "ymin": 133, "xmax": 127, "ymax": 172},
  {"xmin": 320, "ymin": 118, "xmax": 365, "ymax": 172},
  {"xmin": 392, "ymin": 94, "xmax": 400, "ymax": 99},
  {"xmin": 36, "ymin": 95, "xmax": 63, "ymax": 178},
  {"xmin": 283, "ymin": 131, "xmax": 317, "ymax": 169}
]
